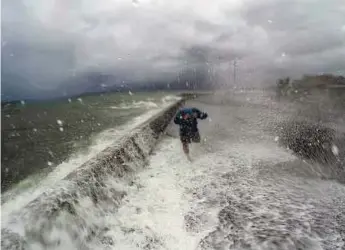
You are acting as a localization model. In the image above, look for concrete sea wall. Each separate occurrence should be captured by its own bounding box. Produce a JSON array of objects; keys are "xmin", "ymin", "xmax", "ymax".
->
[{"xmin": 2, "ymin": 98, "xmax": 186, "ymax": 249}]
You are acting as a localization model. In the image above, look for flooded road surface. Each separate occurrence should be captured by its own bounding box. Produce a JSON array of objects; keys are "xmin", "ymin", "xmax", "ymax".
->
[
  {"xmin": 104, "ymin": 90, "xmax": 344, "ymax": 250},
  {"xmin": 2, "ymin": 90, "xmax": 344, "ymax": 250}
]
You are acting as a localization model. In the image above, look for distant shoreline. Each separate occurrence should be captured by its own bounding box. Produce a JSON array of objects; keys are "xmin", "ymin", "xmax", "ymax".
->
[{"xmin": 1, "ymin": 89, "xmax": 212, "ymax": 107}]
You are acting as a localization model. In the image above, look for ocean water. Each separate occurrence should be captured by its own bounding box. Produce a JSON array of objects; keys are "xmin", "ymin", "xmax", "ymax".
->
[
  {"xmin": 1, "ymin": 91, "xmax": 181, "ymax": 200},
  {"xmin": 2, "ymin": 89, "xmax": 345, "ymax": 250},
  {"xmin": 73, "ymin": 90, "xmax": 343, "ymax": 250}
]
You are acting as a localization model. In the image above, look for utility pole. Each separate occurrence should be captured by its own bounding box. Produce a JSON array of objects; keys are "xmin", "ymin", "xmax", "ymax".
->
[
  {"xmin": 233, "ymin": 59, "xmax": 237, "ymax": 86},
  {"xmin": 194, "ymin": 68, "xmax": 197, "ymax": 90},
  {"xmin": 229, "ymin": 59, "xmax": 237, "ymax": 88}
]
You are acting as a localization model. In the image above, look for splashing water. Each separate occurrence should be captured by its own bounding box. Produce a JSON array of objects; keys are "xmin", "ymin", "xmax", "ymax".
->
[
  {"xmin": 2, "ymin": 91, "xmax": 344, "ymax": 250},
  {"xmin": 1, "ymin": 96, "xmax": 181, "ymax": 224}
]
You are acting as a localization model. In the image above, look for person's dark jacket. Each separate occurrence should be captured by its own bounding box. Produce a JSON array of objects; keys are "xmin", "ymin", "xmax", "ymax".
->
[{"xmin": 174, "ymin": 107, "xmax": 208, "ymax": 135}]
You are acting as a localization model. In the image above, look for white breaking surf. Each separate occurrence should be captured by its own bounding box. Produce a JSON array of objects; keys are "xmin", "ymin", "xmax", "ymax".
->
[
  {"xmin": 88, "ymin": 135, "xmax": 297, "ymax": 250},
  {"xmin": 1, "ymin": 95, "xmax": 181, "ymax": 226},
  {"xmin": 84, "ymin": 137, "xmax": 219, "ymax": 250},
  {"xmin": 2, "ymin": 92, "xmax": 344, "ymax": 250},
  {"xmin": 82, "ymin": 92, "xmax": 344, "ymax": 250}
]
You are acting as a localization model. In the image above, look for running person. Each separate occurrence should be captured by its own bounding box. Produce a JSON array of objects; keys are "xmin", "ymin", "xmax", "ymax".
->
[{"xmin": 174, "ymin": 107, "xmax": 208, "ymax": 158}]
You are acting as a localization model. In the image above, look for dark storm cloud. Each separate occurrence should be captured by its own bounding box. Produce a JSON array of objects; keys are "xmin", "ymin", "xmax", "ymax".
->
[
  {"xmin": 239, "ymin": 0, "xmax": 345, "ymax": 76},
  {"xmin": 2, "ymin": 0, "xmax": 345, "ymax": 99},
  {"xmin": 242, "ymin": 0, "xmax": 345, "ymax": 55}
]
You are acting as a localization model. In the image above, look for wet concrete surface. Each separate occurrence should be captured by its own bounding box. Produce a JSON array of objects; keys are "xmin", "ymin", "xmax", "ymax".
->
[{"xmin": 178, "ymin": 90, "xmax": 345, "ymax": 250}]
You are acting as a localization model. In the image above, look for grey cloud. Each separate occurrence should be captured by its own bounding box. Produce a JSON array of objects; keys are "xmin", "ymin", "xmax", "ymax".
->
[
  {"xmin": 279, "ymin": 31, "xmax": 345, "ymax": 56},
  {"xmin": 2, "ymin": 0, "xmax": 345, "ymax": 100},
  {"xmin": 241, "ymin": 0, "xmax": 345, "ymax": 55}
]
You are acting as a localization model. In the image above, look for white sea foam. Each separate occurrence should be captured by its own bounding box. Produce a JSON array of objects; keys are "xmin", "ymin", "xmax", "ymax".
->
[
  {"xmin": 3, "ymin": 92, "xmax": 344, "ymax": 250},
  {"xmin": 110, "ymin": 95, "xmax": 181, "ymax": 110},
  {"xmin": 1, "ymin": 95, "xmax": 180, "ymax": 225}
]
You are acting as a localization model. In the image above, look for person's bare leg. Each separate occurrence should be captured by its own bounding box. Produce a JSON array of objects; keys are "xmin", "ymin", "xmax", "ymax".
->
[
  {"xmin": 182, "ymin": 142, "xmax": 189, "ymax": 155},
  {"xmin": 182, "ymin": 142, "xmax": 193, "ymax": 161}
]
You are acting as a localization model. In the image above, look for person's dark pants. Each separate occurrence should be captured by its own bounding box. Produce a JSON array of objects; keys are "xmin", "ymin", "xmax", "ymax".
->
[{"xmin": 180, "ymin": 130, "xmax": 201, "ymax": 144}]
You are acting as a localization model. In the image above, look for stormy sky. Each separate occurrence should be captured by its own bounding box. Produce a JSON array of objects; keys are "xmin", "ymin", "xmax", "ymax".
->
[{"xmin": 2, "ymin": 0, "xmax": 345, "ymax": 100}]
